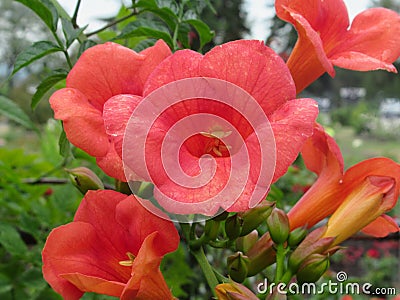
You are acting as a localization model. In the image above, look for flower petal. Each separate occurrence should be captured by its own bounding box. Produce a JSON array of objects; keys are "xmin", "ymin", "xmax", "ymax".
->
[
  {"xmin": 121, "ymin": 233, "xmax": 175, "ymax": 300},
  {"xmin": 200, "ymin": 40, "xmax": 296, "ymax": 116},
  {"xmin": 67, "ymin": 40, "xmax": 171, "ymax": 110},
  {"xmin": 361, "ymin": 214, "xmax": 399, "ymax": 237},
  {"xmin": 331, "ymin": 8, "xmax": 400, "ymax": 72},
  {"xmin": 60, "ymin": 273, "xmax": 125, "ymax": 298},
  {"xmin": 270, "ymin": 98, "xmax": 319, "ymax": 182},
  {"xmin": 42, "ymin": 222, "xmax": 130, "ymax": 300},
  {"xmin": 288, "ymin": 123, "xmax": 344, "ymax": 230},
  {"xmin": 50, "ymin": 88, "xmax": 109, "ymax": 157}
]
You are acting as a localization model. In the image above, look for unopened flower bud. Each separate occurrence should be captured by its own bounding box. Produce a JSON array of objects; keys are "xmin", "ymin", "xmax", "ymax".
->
[
  {"xmin": 288, "ymin": 226, "xmax": 308, "ymax": 248},
  {"xmin": 288, "ymin": 227, "xmax": 334, "ymax": 273},
  {"xmin": 213, "ymin": 210, "xmax": 230, "ymax": 221},
  {"xmin": 266, "ymin": 208, "xmax": 290, "ymax": 244},
  {"xmin": 227, "ymin": 252, "xmax": 249, "ymax": 283},
  {"xmin": 236, "ymin": 230, "xmax": 258, "ymax": 253},
  {"xmin": 296, "ymin": 253, "xmax": 330, "ymax": 284},
  {"xmin": 239, "ymin": 201, "xmax": 275, "ymax": 236},
  {"xmin": 65, "ymin": 167, "xmax": 104, "ymax": 194},
  {"xmin": 215, "ymin": 281, "xmax": 258, "ymax": 300},
  {"xmin": 225, "ymin": 214, "xmax": 243, "ymax": 240},
  {"xmin": 204, "ymin": 220, "xmax": 220, "ymax": 241}
]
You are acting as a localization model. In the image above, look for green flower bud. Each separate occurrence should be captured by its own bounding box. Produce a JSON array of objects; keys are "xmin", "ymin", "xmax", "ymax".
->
[
  {"xmin": 65, "ymin": 167, "xmax": 104, "ymax": 194},
  {"xmin": 266, "ymin": 208, "xmax": 290, "ymax": 244},
  {"xmin": 287, "ymin": 226, "xmax": 308, "ymax": 248},
  {"xmin": 296, "ymin": 254, "xmax": 330, "ymax": 284},
  {"xmin": 238, "ymin": 201, "xmax": 275, "ymax": 236},
  {"xmin": 288, "ymin": 227, "xmax": 335, "ymax": 273},
  {"xmin": 212, "ymin": 210, "xmax": 230, "ymax": 221},
  {"xmin": 204, "ymin": 220, "xmax": 220, "ymax": 241},
  {"xmin": 225, "ymin": 214, "xmax": 243, "ymax": 240},
  {"xmin": 236, "ymin": 230, "xmax": 258, "ymax": 253},
  {"xmin": 227, "ymin": 252, "xmax": 249, "ymax": 283}
]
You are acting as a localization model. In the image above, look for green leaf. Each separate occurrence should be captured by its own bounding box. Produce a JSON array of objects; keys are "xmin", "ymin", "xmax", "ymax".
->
[
  {"xmin": 0, "ymin": 223, "xmax": 28, "ymax": 256},
  {"xmin": 15, "ymin": 0, "xmax": 57, "ymax": 31},
  {"xmin": 32, "ymin": 69, "xmax": 68, "ymax": 109},
  {"xmin": 61, "ymin": 18, "xmax": 87, "ymax": 48},
  {"xmin": 115, "ymin": 20, "xmax": 173, "ymax": 48},
  {"xmin": 78, "ymin": 40, "xmax": 97, "ymax": 58},
  {"xmin": 0, "ymin": 96, "xmax": 37, "ymax": 131},
  {"xmin": 41, "ymin": 0, "xmax": 59, "ymax": 31},
  {"xmin": 58, "ymin": 129, "xmax": 71, "ymax": 157},
  {"xmin": 183, "ymin": 19, "xmax": 214, "ymax": 49},
  {"xmin": 12, "ymin": 41, "xmax": 62, "ymax": 75}
]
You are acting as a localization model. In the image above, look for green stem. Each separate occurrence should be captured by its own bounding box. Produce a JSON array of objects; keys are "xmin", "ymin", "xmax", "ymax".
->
[
  {"xmin": 86, "ymin": 12, "xmax": 137, "ymax": 37},
  {"xmin": 281, "ymin": 269, "xmax": 293, "ymax": 285},
  {"xmin": 191, "ymin": 247, "xmax": 219, "ymax": 295},
  {"xmin": 275, "ymin": 243, "xmax": 285, "ymax": 283},
  {"xmin": 71, "ymin": 0, "xmax": 82, "ymax": 27},
  {"xmin": 172, "ymin": 2, "xmax": 185, "ymax": 51}
]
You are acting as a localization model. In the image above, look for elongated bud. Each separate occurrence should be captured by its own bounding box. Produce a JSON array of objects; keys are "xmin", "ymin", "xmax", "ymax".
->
[
  {"xmin": 266, "ymin": 208, "xmax": 290, "ymax": 244},
  {"xmin": 213, "ymin": 210, "xmax": 230, "ymax": 221},
  {"xmin": 225, "ymin": 214, "xmax": 243, "ymax": 240},
  {"xmin": 238, "ymin": 201, "xmax": 275, "ymax": 236},
  {"xmin": 287, "ymin": 226, "xmax": 308, "ymax": 248},
  {"xmin": 246, "ymin": 233, "xmax": 276, "ymax": 276},
  {"xmin": 296, "ymin": 254, "xmax": 330, "ymax": 284},
  {"xmin": 65, "ymin": 167, "xmax": 104, "ymax": 194},
  {"xmin": 215, "ymin": 281, "xmax": 258, "ymax": 300},
  {"xmin": 236, "ymin": 230, "xmax": 258, "ymax": 253},
  {"xmin": 204, "ymin": 220, "xmax": 220, "ymax": 241},
  {"xmin": 288, "ymin": 227, "xmax": 334, "ymax": 273},
  {"xmin": 227, "ymin": 252, "xmax": 249, "ymax": 283}
]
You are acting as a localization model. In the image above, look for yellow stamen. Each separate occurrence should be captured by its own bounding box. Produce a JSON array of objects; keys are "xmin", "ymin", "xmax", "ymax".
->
[{"xmin": 119, "ymin": 252, "xmax": 135, "ymax": 267}]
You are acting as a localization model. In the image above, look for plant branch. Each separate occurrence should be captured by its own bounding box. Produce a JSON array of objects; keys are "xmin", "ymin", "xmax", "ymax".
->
[
  {"xmin": 86, "ymin": 12, "xmax": 137, "ymax": 37},
  {"xmin": 71, "ymin": 0, "xmax": 82, "ymax": 28}
]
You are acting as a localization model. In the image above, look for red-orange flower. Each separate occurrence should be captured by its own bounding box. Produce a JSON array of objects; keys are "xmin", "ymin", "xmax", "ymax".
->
[
  {"xmin": 50, "ymin": 41, "xmax": 171, "ymax": 181},
  {"xmin": 106, "ymin": 40, "xmax": 319, "ymax": 214},
  {"xmin": 42, "ymin": 190, "xmax": 179, "ymax": 300},
  {"xmin": 276, "ymin": 0, "xmax": 400, "ymax": 93},
  {"xmin": 288, "ymin": 124, "xmax": 400, "ymax": 239}
]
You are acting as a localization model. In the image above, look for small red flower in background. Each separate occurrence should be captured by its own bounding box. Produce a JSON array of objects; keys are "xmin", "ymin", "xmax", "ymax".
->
[
  {"xmin": 276, "ymin": 0, "xmax": 400, "ymax": 93},
  {"xmin": 50, "ymin": 41, "xmax": 171, "ymax": 181},
  {"xmin": 366, "ymin": 248, "xmax": 380, "ymax": 259},
  {"xmin": 42, "ymin": 190, "xmax": 179, "ymax": 300}
]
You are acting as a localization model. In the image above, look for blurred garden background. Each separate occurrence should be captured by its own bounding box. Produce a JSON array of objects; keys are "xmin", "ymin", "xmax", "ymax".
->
[{"xmin": 0, "ymin": 0, "xmax": 399, "ymax": 299}]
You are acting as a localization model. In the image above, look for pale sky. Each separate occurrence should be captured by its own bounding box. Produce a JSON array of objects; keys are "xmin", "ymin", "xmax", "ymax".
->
[{"xmin": 58, "ymin": 0, "xmax": 371, "ymax": 40}]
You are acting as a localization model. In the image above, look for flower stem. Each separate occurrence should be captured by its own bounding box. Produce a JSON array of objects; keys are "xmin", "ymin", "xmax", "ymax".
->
[
  {"xmin": 191, "ymin": 246, "xmax": 219, "ymax": 295},
  {"xmin": 275, "ymin": 243, "xmax": 285, "ymax": 283}
]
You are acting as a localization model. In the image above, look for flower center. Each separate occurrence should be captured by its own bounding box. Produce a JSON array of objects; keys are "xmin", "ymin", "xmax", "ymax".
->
[
  {"xmin": 200, "ymin": 129, "xmax": 232, "ymax": 157},
  {"xmin": 119, "ymin": 252, "xmax": 135, "ymax": 267}
]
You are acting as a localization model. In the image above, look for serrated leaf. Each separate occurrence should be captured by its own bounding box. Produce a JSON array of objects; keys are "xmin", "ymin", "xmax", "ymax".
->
[
  {"xmin": 0, "ymin": 96, "xmax": 37, "ymax": 131},
  {"xmin": 61, "ymin": 18, "xmax": 87, "ymax": 48},
  {"xmin": 116, "ymin": 20, "xmax": 173, "ymax": 48},
  {"xmin": 12, "ymin": 41, "xmax": 62, "ymax": 75},
  {"xmin": 31, "ymin": 69, "xmax": 68, "ymax": 109},
  {"xmin": 15, "ymin": 0, "xmax": 56, "ymax": 31},
  {"xmin": 183, "ymin": 19, "xmax": 214, "ymax": 49},
  {"xmin": 0, "ymin": 223, "xmax": 28, "ymax": 256}
]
